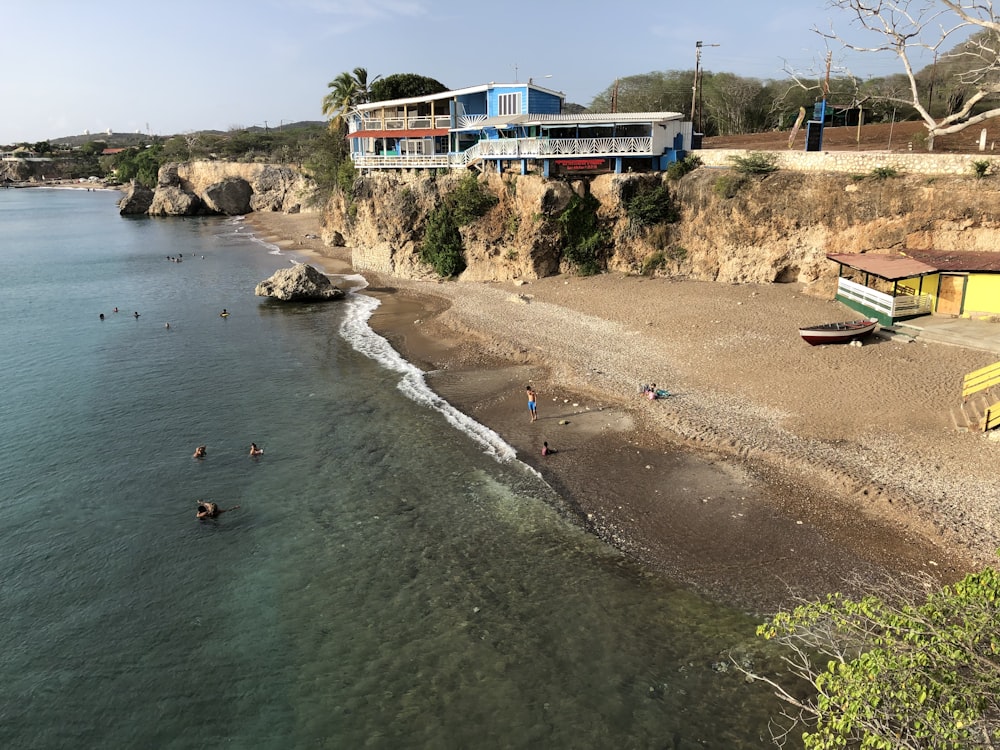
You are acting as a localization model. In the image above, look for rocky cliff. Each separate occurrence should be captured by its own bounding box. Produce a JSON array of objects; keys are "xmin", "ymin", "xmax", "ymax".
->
[
  {"xmin": 120, "ymin": 161, "xmax": 317, "ymax": 217},
  {"xmin": 321, "ymin": 168, "xmax": 1000, "ymax": 296}
]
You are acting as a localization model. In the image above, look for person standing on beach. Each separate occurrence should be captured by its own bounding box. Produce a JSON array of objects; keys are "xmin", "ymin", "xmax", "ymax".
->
[{"xmin": 526, "ymin": 385, "xmax": 537, "ymax": 422}]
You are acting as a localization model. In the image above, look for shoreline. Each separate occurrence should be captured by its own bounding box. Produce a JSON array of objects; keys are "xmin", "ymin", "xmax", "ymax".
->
[{"xmin": 245, "ymin": 210, "xmax": 999, "ymax": 613}]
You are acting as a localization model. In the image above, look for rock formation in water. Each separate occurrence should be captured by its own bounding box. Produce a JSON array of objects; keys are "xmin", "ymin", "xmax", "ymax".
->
[
  {"xmin": 255, "ymin": 263, "xmax": 345, "ymax": 302},
  {"xmin": 117, "ymin": 181, "xmax": 154, "ymax": 215}
]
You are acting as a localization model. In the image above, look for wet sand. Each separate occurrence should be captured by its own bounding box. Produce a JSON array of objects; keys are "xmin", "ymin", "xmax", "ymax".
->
[{"xmin": 246, "ymin": 210, "xmax": 1000, "ymax": 613}]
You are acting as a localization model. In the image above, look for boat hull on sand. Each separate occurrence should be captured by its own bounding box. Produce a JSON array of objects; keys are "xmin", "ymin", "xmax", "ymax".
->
[{"xmin": 799, "ymin": 319, "xmax": 877, "ymax": 345}]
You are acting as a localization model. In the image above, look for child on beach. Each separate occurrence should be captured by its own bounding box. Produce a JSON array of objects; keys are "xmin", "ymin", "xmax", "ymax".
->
[{"xmin": 526, "ymin": 385, "xmax": 537, "ymax": 422}]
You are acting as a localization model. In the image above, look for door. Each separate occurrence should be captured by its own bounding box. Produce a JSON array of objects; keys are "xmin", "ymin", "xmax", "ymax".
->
[{"xmin": 937, "ymin": 274, "xmax": 966, "ymax": 315}]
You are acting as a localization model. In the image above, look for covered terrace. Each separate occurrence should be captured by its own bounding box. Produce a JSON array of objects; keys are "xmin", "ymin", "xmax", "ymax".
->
[{"xmin": 827, "ymin": 253, "xmax": 935, "ymax": 326}]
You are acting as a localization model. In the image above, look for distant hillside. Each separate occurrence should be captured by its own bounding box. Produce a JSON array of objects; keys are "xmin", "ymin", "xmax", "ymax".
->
[{"xmin": 47, "ymin": 121, "xmax": 325, "ymax": 148}]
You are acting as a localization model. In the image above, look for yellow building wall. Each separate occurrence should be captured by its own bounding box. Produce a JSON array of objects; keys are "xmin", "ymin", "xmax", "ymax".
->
[
  {"xmin": 897, "ymin": 274, "xmax": 941, "ymax": 306},
  {"xmin": 898, "ymin": 273, "xmax": 1000, "ymax": 317},
  {"xmin": 963, "ymin": 273, "xmax": 1000, "ymax": 316}
]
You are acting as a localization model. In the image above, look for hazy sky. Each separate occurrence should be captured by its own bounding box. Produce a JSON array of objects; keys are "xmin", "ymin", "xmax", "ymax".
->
[{"xmin": 1, "ymin": 0, "xmax": 925, "ymax": 144}]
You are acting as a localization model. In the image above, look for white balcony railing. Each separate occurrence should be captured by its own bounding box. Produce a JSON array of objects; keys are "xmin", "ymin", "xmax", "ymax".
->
[
  {"xmin": 353, "ymin": 154, "xmax": 454, "ymax": 169},
  {"xmin": 836, "ymin": 277, "xmax": 932, "ymax": 318},
  {"xmin": 472, "ymin": 136, "xmax": 654, "ymax": 159},
  {"xmin": 351, "ymin": 135, "xmax": 657, "ymax": 169},
  {"xmin": 358, "ymin": 115, "xmax": 451, "ymax": 132}
]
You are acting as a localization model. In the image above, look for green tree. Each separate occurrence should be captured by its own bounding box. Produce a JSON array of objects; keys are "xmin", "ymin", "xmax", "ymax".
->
[
  {"xmin": 321, "ymin": 67, "xmax": 380, "ymax": 129},
  {"xmin": 369, "ymin": 73, "xmax": 448, "ymax": 102},
  {"xmin": 420, "ymin": 205, "xmax": 466, "ymax": 277},
  {"xmin": 749, "ymin": 566, "xmax": 1000, "ymax": 749},
  {"xmin": 113, "ymin": 145, "xmax": 163, "ymax": 187},
  {"xmin": 589, "ymin": 70, "xmax": 695, "ymax": 114}
]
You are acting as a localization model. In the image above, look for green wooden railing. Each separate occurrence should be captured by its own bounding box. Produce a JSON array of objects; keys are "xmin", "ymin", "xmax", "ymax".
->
[{"xmin": 962, "ymin": 360, "xmax": 1000, "ymax": 401}]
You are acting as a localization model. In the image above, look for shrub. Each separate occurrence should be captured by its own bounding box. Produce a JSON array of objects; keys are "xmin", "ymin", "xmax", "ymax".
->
[
  {"xmin": 870, "ymin": 165, "xmax": 899, "ymax": 179},
  {"xmin": 625, "ymin": 183, "xmax": 679, "ymax": 228},
  {"xmin": 729, "ymin": 151, "xmax": 778, "ymax": 174},
  {"xmin": 420, "ymin": 206, "xmax": 466, "ymax": 277},
  {"xmin": 713, "ymin": 173, "xmax": 747, "ymax": 199},
  {"xmin": 556, "ymin": 193, "xmax": 606, "ymax": 276},
  {"xmin": 972, "ymin": 160, "xmax": 992, "ymax": 179},
  {"xmin": 665, "ymin": 154, "xmax": 702, "ymax": 181},
  {"xmin": 446, "ymin": 171, "xmax": 499, "ymax": 225}
]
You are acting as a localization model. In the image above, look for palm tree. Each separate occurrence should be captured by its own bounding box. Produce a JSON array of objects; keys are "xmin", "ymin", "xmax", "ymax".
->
[{"xmin": 322, "ymin": 67, "xmax": 380, "ymax": 130}]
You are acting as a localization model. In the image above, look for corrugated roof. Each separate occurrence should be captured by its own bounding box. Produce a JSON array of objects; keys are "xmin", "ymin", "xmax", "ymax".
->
[
  {"xmin": 826, "ymin": 253, "xmax": 937, "ymax": 280},
  {"xmin": 902, "ymin": 249, "xmax": 1000, "ymax": 272}
]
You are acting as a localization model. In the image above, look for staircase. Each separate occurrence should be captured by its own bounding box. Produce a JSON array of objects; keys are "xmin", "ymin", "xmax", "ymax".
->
[
  {"xmin": 952, "ymin": 386, "xmax": 1000, "ymax": 431},
  {"xmin": 955, "ymin": 361, "xmax": 1000, "ymax": 432}
]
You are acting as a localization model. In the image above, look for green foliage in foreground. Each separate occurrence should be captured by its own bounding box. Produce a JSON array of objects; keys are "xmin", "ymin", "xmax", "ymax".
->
[
  {"xmin": 420, "ymin": 206, "xmax": 466, "ymax": 277},
  {"xmin": 556, "ymin": 192, "xmax": 607, "ymax": 276},
  {"xmin": 729, "ymin": 151, "xmax": 778, "ymax": 175},
  {"xmin": 754, "ymin": 565, "xmax": 1000, "ymax": 749}
]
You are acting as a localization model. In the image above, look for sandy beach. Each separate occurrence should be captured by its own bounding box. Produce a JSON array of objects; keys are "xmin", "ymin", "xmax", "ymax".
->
[{"xmin": 247, "ymin": 210, "xmax": 1000, "ymax": 612}]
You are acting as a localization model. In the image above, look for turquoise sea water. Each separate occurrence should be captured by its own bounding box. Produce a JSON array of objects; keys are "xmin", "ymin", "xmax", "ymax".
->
[{"xmin": 0, "ymin": 188, "xmax": 793, "ymax": 749}]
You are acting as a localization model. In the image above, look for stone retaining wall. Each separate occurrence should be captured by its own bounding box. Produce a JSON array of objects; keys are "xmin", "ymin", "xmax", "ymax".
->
[{"xmin": 696, "ymin": 148, "xmax": 997, "ymax": 177}]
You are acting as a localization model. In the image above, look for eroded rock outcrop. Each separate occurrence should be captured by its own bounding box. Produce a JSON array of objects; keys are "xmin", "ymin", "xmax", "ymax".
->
[
  {"xmin": 203, "ymin": 177, "xmax": 252, "ymax": 215},
  {"xmin": 118, "ymin": 181, "xmax": 154, "ymax": 215},
  {"xmin": 148, "ymin": 185, "xmax": 205, "ymax": 216},
  {"xmin": 255, "ymin": 263, "xmax": 345, "ymax": 302},
  {"xmin": 141, "ymin": 162, "xmax": 316, "ymax": 217}
]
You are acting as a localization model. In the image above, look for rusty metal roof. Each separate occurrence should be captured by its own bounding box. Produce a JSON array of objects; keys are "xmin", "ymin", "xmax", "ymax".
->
[
  {"xmin": 826, "ymin": 253, "xmax": 937, "ymax": 280},
  {"xmin": 901, "ymin": 249, "xmax": 1000, "ymax": 273}
]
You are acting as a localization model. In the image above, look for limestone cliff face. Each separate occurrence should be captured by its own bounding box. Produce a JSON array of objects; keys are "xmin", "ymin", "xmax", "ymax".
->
[
  {"xmin": 322, "ymin": 168, "xmax": 1000, "ymax": 294},
  {"xmin": 128, "ymin": 161, "xmax": 317, "ymax": 216}
]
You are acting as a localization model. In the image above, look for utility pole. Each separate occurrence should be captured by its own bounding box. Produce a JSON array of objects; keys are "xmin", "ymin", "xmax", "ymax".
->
[{"xmin": 690, "ymin": 41, "xmax": 719, "ymax": 133}]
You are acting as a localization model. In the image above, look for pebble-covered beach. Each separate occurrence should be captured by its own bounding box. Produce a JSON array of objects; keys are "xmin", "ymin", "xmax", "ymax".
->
[{"xmin": 249, "ymin": 211, "xmax": 1000, "ymax": 611}]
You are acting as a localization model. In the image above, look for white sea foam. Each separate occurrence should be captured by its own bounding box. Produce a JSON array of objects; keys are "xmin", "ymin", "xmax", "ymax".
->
[{"xmin": 340, "ymin": 292, "xmax": 518, "ymax": 464}]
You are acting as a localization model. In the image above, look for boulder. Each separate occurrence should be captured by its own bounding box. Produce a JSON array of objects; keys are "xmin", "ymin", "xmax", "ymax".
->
[
  {"xmin": 148, "ymin": 185, "xmax": 204, "ymax": 216},
  {"xmin": 203, "ymin": 177, "xmax": 253, "ymax": 215},
  {"xmin": 157, "ymin": 163, "xmax": 181, "ymax": 188},
  {"xmin": 255, "ymin": 263, "xmax": 345, "ymax": 302},
  {"xmin": 250, "ymin": 165, "xmax": 301, "ymax": 212},
  {"xmin": 118, "ymin": 181, "xmax": 154, "ymax": 215}
]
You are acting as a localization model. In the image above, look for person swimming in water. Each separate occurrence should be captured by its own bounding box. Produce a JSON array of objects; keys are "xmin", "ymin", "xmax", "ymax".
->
[
  {"xmin": 249, "ymin": 442, "xmax": 263, "ymax": 457},
  {"xmin": 193, "ymin": 445, "xmax": 207, "ymax": 458},
  {"xmin": 196, "ymin": 501, "xmax": 240, "ymax": 519},
  {"xmin": 220, "ymin": 309, "xmax": 229, "ymax": 318}
]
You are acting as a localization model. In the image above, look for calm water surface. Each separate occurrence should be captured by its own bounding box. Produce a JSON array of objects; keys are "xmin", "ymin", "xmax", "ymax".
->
[{"xmin": 0, "ymin": 188, "xmax": 794, "ymax": 749}]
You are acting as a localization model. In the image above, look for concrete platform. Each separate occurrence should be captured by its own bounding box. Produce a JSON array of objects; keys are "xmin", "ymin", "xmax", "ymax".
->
[{"xmin": 894, "ymin": 316, "xmax": 1000, "ymax": 356}]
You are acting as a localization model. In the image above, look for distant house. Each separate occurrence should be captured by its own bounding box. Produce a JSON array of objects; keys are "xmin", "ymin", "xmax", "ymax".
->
[
  {"xmin": 346, "ymin": 81, "xmax": 692, "ymax": 176},
  {"xmin": 827, "ymin": 250, "xmax": 1000, "ymax": 324},
  {"xmin": 101, "ymin": 148, "xmax": 126, "ymax": 156}
]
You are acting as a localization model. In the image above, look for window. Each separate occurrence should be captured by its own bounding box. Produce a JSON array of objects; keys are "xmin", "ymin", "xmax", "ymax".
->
[{"xmin": 497, "ymin": 92, "xmax": 522, "ymax": 116}]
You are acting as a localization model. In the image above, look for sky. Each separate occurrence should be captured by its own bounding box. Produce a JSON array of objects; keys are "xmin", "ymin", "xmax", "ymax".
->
[{"xmin": 0, "ymin": 0, "xmax": 937, "ymax": 145}]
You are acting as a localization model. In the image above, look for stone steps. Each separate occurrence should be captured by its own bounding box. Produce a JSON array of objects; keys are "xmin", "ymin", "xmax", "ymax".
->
[{"xmin": 952, "ymin": 386, "xmax": 1000, "ymax": 432}]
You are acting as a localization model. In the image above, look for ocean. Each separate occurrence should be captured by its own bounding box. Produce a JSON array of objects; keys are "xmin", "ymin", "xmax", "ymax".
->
[{"xmin": 0, "ymin": 188, "xmax": 791, "ymax": 749}]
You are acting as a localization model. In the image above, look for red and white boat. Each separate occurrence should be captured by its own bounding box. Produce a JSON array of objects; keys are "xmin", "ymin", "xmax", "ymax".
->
[{"xmin": 798, "ymin": 319, "xmax": 878, "ymax": 345}]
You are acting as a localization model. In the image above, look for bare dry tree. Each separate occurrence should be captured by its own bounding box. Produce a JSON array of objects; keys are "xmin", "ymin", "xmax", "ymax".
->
[{"xmin": 819, "ymin": 0, "xmax": 1000, "ymax": 149}]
